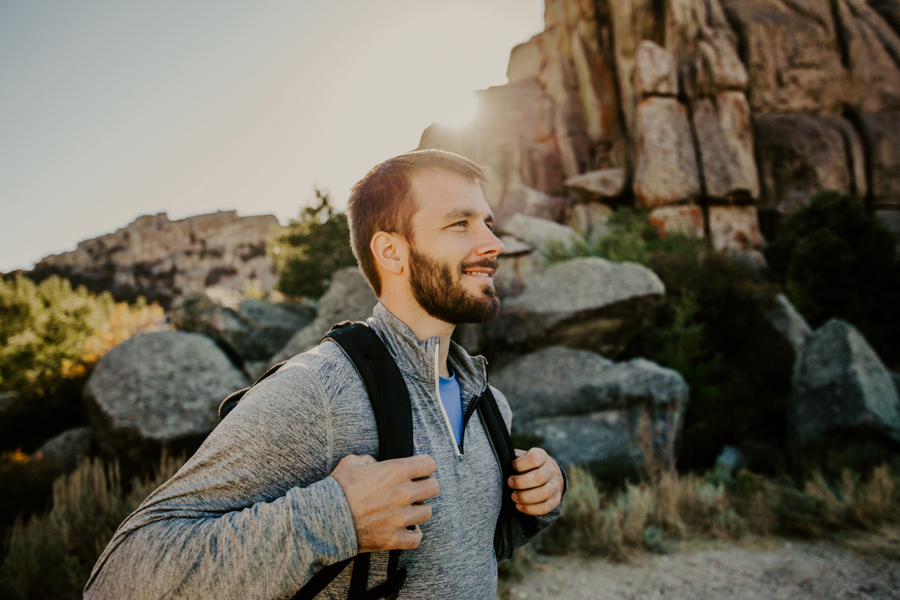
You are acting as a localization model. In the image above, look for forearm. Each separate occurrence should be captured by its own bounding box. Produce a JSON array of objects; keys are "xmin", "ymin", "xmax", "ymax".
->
[{"xmin": 85, "ymin": 477, "xmax": 357, "ymax": 600}]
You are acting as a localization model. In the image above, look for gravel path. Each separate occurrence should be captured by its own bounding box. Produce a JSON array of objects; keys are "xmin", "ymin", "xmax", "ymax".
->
[{"xmin": 503, "ymin": 542, "xmax": 900, "ymax": 599}]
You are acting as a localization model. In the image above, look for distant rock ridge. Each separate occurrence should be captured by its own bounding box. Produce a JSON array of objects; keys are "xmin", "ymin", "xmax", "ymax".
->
[
  {"xmin": 419, "ymin": 0, "xmax": 900, "ymax": 250},
  {"xmin": 33, "ymin": 210, "xmax": 279, "ymax": 308}
]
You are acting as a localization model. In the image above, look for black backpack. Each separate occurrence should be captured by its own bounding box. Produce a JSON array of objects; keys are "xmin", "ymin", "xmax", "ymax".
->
[{"xmin": 218, "ymin": 321, "xmax": 537, "ymax": 600}]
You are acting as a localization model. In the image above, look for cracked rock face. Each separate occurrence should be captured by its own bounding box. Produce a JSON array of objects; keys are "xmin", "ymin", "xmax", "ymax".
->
[{"xmin": 418, "ymin": 0, "xmax": 900, "ymax": 243}]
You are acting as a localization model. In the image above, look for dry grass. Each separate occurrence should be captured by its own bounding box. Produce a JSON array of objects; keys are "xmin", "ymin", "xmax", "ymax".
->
[
  {"xmin": 532, "ymin": 463, "xmax": 899, "ymax": 567},
  {"xmin": 0, "ymin": 453, "xmax": 183, "ymax": 600}
]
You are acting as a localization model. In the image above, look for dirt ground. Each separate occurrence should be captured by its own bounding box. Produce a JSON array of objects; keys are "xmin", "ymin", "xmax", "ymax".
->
[{"xmin": 502, "ymin": 540, "xmax": 900, "ymax": 600}]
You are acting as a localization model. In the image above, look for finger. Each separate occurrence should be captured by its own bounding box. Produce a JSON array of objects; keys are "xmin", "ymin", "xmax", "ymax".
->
[
  {"xmin": 514, "ymin": 449, "xmax": 527, "ymax": 458},
  {"xmin": 513, "ymin": 448, "xmax": 547, "ymax": 473},
  {"xmin": 408, "ymin": 475, "xmax": 440, "ymax": 503},
  {"xmin": 388, "ymin": 454, "xmax": 437, "ymax": 480},
  {"xmin": 394, "ymin": 526, "xmax": 424, "ymax": 550},
  {"xmin": 516, "ymin": 495, "xmax": 560, "ymax": 516},
  {"xmin": 404, "ymin": 502, "xmax": 433, "ymax": 528},
  {"xmin": 509, "ymin": 463, "xmax": 552, "ymax": 490},
  {"xmin": 512, "ymin": 480, "xmax": 557, "ymax": 505}
]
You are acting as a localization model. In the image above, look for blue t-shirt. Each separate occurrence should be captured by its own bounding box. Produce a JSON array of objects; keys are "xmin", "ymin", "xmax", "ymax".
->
[{"xmin": 438, "ymin": 369, "xmax": 463, "ymax": 445}]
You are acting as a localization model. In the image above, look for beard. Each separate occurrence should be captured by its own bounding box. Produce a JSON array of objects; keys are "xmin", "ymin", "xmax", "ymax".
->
[{"xmin": 407, "ymin": 244, "xmax": 501, "ymax": 325}]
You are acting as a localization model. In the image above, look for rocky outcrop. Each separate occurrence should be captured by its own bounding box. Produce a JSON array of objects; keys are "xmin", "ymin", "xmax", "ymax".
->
[
  {"xmin": 419, "ymin": 0, "xmax": 900, "ymax": 247},
  {"xmin": 500, "ymin": 213, "xmax": 579, "ymax": 253},
  {"xmin": 492, "ymin": 347, "xmax": 688, "ymax": 472},
  {"xmin": 269, "ymin": 268, "xmax": 378, "ymax": 365},
  {"xmin": 763, "ymin": 294, "xmax": 813, "ymax": 362},
  {"xmin": 85, "ymin": 331, "xmax": 248, "ymax": 467},
  {"xmin": 789, "ymin": 319, "xmax": 900, "ymax": 458},
  {"xmin": 493, "ymin": 185, "xmax": 570, "ymax": 228},
  {"xmin": 485, "ymin": 257, "xmax": 665, "ymax": 357},
  {"xmin": 565, "ymin": 168, "xmax": 627, "ymax": 201},
  {"xmin": 171, "ymin": 286, "xmax": 311, "ymax": 374},
  {"xmin": 34, "ymin": 211, "xmax": 279, "ymax": 308}
]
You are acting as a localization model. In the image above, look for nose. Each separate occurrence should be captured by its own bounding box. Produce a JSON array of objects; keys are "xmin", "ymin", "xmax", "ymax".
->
[{"xmin": 476, "ymin": 223, "xmax": 504, "ymax": 257}]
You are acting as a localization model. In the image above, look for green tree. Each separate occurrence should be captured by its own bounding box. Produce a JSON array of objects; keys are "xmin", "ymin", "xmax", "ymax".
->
[
  {"xmin": 765, "ymin": 190, "xmax": 900, "ymax": 367},
  {"xmin": 0, "ymin": 275, "xmax": 114, "ymax": 398},
  {"xmin": 269, "ymin": 189, "xmax": 358, "ymax": 299}
]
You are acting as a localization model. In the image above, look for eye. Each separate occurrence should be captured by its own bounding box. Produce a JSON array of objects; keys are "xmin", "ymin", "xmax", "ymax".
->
[{"xmin": 451, "ymin": 220, "xmax": 468, "ymax": 228}]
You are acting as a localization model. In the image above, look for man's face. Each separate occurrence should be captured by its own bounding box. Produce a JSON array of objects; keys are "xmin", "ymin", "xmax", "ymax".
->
[{"xmin": 405, "ymin": 169, "xmax": 504, "ymax": 325}]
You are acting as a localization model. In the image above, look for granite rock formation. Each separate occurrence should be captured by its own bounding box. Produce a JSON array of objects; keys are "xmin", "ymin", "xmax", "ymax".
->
[
  {"xmin": 170, "ymin": 286, "xmax": 312, "ymax": 377},
  {"xmin": 84, "ymin": 331, "xmax": 248, "ymax": 468},
  {"xmin": 419, "ymin": 0, "xmax": 900, "ymax": 248},
  {"xmin": 789, "ymin": 319, "xmax": 900, "ymax": 459},
  {"xmin": 492, "ymin": 347, "xmax": 688, "ymax": 474},
  {"xmin": 35, "ymin": 211, "xmax": 279, "ymax": 308}
]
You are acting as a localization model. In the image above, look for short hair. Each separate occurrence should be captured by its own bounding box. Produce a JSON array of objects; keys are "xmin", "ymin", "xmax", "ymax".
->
[{"xmin": 347, "ymin": 149, "xmax": 487, "ymax": 296}]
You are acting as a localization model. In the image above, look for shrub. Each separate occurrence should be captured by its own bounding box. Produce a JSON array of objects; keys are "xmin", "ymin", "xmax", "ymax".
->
[
  {"xmin": 0, "ymin": 276, "xmax": 163, "ymax": 451},
  {"xmin": 269, "ymin": 189, "xmax": 357, "ymax": 299},
  {"xmin": 0, "ymin": 454, "xmax": 184, "ymax": 600},
  {"xmin": 546, "ymin": 209, "xmax": 793, "ymax": 470},
  {"xmin": 531, "ymin": 463, "xmax": 899, "ymax": 567},
  {"xmin": 0, "ymin": 275, "xmax": 114, "ymax": 399},
  {"xmin": 765, "ymin": 190, "xmax": 900, "ymax": 367}
]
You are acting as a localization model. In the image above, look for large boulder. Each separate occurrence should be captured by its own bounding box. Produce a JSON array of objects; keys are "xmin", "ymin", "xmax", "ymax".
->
[
  {"xmin": 633, "ymin": 97, "xmax": 702, "ymax": 208},
  {"xmin": 763, "ymin": 294, "xmax": 813, "ymax": 362},
  {"xmin": 564, "ymin": 168, "xmax": 627, "ymax": 202},
  {"xmin": 499, "ymin": 213, "xmax": 579, "ymax": 253},
  {"xmin": 269, "ymin": 269, "xmax": 378, "ymax": 364},
  {"xmin": 35, "ymin": 427, "xmax": 93, "ymax": 472},
  {"xmin": 789, "ymin": 319, "xmax": 900, "ymax": 459},
  {"xmin": 85, "ymin": 331, "xmax": 249, "ymax": 467},
  {"xmin": 493, "ymin": 347, "xmax": 688, "ymax": 473},
  {"xmin": 494, "ymin": 236, "xmax": 544, "ymax": 299},
  {"xmin": 753, "ymin": 115, "xmax": 865, "ymax": 214},
  {"xmin": 485, "ymin": 257, "xmax": 665, "ymax": 358},
  {"xmin": 171, "ymin": 287, "xmax": 312, "ymax": 366},
  {"xmin": 494, "ymin": 186, "xmax": 570, "ymax": 228},
  {"xmin": 860, "ymin": 112, "xmax": 900, "ymax": 238},
  {"xmin": 633, "ymin": 41, "xmax": 678, "ymax": 97},
  {"xmin": 693, "ymin": 92, "xmax": 759, "ymax": 202}
]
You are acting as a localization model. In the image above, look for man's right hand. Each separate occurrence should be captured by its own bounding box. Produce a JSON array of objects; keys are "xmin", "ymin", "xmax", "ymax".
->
[{"xmin": 330, "ymin": 454, "xmax": 439, "ymax": 553}]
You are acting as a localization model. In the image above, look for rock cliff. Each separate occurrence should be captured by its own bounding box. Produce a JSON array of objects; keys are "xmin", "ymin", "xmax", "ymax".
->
[
  {"xmin": 419, "ymin": 0, "xmax": 900, "ymax": 247},
  {"xmin": 34, "ymin": 211, "xmax": 279, "ymax": 308}
]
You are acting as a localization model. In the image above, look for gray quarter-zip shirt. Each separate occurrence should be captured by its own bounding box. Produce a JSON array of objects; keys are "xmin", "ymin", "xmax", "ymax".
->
[{"xmin": 84, "ymin": 303, "xmax": 562, "ymax": 600}]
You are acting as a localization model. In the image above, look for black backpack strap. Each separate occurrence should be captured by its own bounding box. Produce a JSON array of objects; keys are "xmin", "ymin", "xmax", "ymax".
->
[
  {"xmin": 288, "ymin": 321, "xmax": 412, "ymax": 600},
  {"xmin": 477, "ymin": 387, "xmax": 540, "ymax": 555}
]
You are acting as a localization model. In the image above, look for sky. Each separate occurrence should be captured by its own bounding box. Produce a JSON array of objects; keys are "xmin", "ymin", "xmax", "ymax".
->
[{"xmin": 0, "ymin": 0, "xmax": 545, "ymax": 272}]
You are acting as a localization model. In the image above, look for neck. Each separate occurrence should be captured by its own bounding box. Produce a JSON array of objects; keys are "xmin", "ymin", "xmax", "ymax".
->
[{"xmin": 379, "ymin": 289, "xmax": 454, "ymax": 378}]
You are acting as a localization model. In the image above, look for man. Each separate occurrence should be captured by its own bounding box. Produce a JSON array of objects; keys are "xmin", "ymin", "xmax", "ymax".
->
[{"xmin": 85, "ymin": 150, "xmax": 565, "ymax": 599}]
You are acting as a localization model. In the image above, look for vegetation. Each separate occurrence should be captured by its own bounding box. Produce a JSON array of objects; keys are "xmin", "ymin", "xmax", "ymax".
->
[
  {"xmin": 0, "ymin": 454, "xmax": 184, "ymax": 600},
  {"xmin": 0, "ymin": 275, "xmax": 163, "ymax": 452},
  {"xmin": 0, "ymin": 274, "xmax": 163, "ymax": 400},
  {"xmin": 530, "ymin": 463, "xmax": 900, "ymax": 563},
  {"xmin": 545, "ymin": 209, "xmax": 793, "ymax": 470},
  {"xmin": 765, "ymin": 190, "xmax": 900, "ymax": 368},
  {"xmin": 269, "ymin": 189, "xmax": 357, "ymax": 299}
]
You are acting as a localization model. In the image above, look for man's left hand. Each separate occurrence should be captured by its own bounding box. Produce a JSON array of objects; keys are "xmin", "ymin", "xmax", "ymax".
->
[{"xmin": 508, "ymin": 448, "xmax": 564, "ymax": 516}]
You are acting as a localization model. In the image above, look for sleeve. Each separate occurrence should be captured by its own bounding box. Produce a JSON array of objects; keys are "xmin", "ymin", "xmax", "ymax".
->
[
  {"xmin": 489, "ymin": 386, "xmax": 567, "ymax": 561},
  {"xmin": 84, "ymin": 358, "xmax": 359, "ymax": 600}
]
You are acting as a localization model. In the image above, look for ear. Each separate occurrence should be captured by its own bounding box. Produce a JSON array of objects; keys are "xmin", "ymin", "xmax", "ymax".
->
[{"xmin": 370, "ymin": 231, "xmax": 404, "ymax": 277}]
